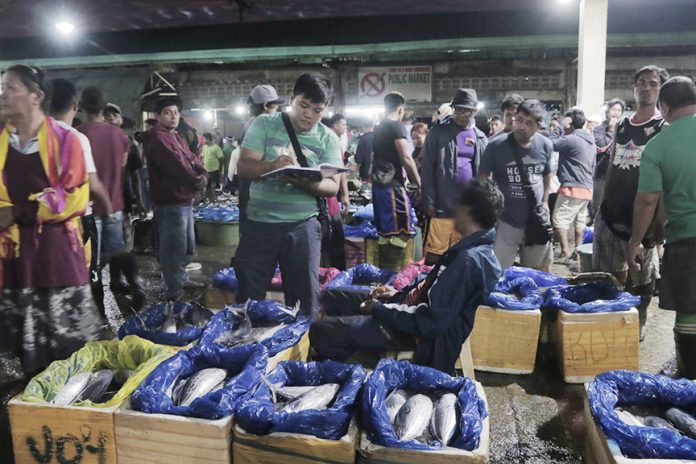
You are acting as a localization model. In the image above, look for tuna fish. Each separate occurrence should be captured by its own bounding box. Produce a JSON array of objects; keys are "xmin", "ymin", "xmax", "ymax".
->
[
  {"xmin": 75, "ymin": 370, "xmax": 114, "ymax": 403},
  {"xmin": 250, "ymin": 324, "xmax": 287, "ymax": 343},
  {"xmin": 280, "ymin": 383, "xmax": 340, "ymax": 414},
  {"xmin": 276, "ymin": 385, "xmax": 317, "ymax": 402},
  {"xmin": 215, "ymin": 308, "xmax": 253, "ymax": 347},
  {"xmin": 395, "ymin": 394, "xmax": 433, "ymax": 441},
  {"xmin": 430, "ymin": 393, "xmax": 459, "ymax": 446},
  {"xmin": 666, "ymin": 408, "xmax": 696, "ymax": 439},
  {"xmin": 161, "ymin": 303, "xmax": 178, "ymax": 333},
  {"xmin": 644, "ymin": 415, "xmax": 680, "ymax": 432},
  {"xmin": 52, "ymin": 372, "xmax": 93, "ymax": 405},
  {"xmin": 615, "ymin": 408, "xmax": 644, "ymax": 427},
  {"xmin": 177, "ymin": 368, "xmax": 228, "ymax": 407},
  {"xmin": 169, "ymin": 378, "xmax": 187, "ymax": 404},
  {"xmin": 385, "ymin": 389, "xmax": 409, "ymax": 424}
]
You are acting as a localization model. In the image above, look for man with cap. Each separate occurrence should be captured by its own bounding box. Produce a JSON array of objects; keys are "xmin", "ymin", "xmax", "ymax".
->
[{"xmin": 421, "ymin": 88, "xmax": 488, "ymax": 264}]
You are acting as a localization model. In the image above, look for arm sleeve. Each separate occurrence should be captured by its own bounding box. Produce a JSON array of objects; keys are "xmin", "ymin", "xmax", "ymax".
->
[
  {"xmin": 322, "ymin": 133, "xmax": 343, "ymax": 166},
  {"xmin": 478, "ymin": 143, "xmax": 495, "ymax": 174},
  {"xmin": 148, "ymin": 136, "xmax": 200, "ymax": 184},
  {"xmin": 552, "ymin": 135, "xmax": 570, "ymax": 153},
  {"xmin": 354, "ymin": 137, "xmax": 368, "ymax": 164},
  {"xmin": 420, "ymin": 128, "xmax": 438, "ymax": 209},
  {"xmin": 240, "ymin": 117, "xmax": 267, "ymax": 156},
  {"xmin": 637, "ymin": 143, "xmax": 663, "ymax": 193},
  {"xmin": 391, "ymin": 121, "xmax": 407, "ymax": 140},
  {"xmin": 373, "ymin": 255, "xmax": 476, "ymax": 339},
  {"xmin": 543, "ymin": 140, "xmax": 553, "ymax": 176}
]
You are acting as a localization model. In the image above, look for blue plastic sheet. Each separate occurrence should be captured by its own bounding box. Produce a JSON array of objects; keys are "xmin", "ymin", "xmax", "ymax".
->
[
  {"xmin": 485, "ymin": 277, "xmax": 543, "ymax": 310},
  {"xmin": 194, "ymin": 206, "xmax": 240, "ymax": 223},
  {"xmin": 542, "ymin": 281, "xmax": 640, "ymax": 313},
  {"xmin": 353, "ymin": 204, "xmax": 375, "ymax": 221},
  {"xmin": 235, "ymin": 360, "xmax": 366, "ymax": 439},
  {"xmin": 198, "ymin": 301, "xmax": 310, "ymax": 357},
  {"xmin": 502, "ymin": 267, "xmax": 568, "ymax": 288},
  {"xmin": 117, "ymin": 302, "xmax": 213, "ymax": 346},
  {"xmin": 324, "ymin": 263, "xmax": 396, "ymax": 292},
  {"xmin": 362, "ymin": 359, "xmax": 487, "ymax": 451},
  {"xmin": 583, "ymin": 226, "xmax": 594, "ymax": 244},
  {"xmin": 212, "ymin": 267, "xmax": 239, "ymax": 293},
  {"xmin": 588, "ymin": 370, "xmax": 696, "ymax": 460},
  {"xmin": 343, "ymin": 220, "xmax": 378, "ymax": 239},
  {"xmin": 131, "ymin": 344, "xmax": 267, "ymax": 420}
]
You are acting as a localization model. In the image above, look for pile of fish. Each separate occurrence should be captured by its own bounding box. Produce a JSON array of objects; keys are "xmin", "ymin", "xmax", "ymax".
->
[
  {"xmin": 166, "ymin": 367, "xmax": 231, "ymax": 407},
  {"xmin": 385, "ymin": 389, "xmax": 460, "ymax": 446},
  {"xmin": 265, "ymin": 380, "xmax": 341, "ymax": 414},
  {"xmin": 153, "ymin": 302, "xmax": 212, "ymax": 334},
  {"xmin": 52, "ymin": 369, "xmax": 131, "ymax": 406},
  {"xmin": 213, "ymin": 305, "xmax": 297, "ymax": 348},
  {"xmin": 615, "ymin": 405, "xmax": 696, "ymax": 439}
]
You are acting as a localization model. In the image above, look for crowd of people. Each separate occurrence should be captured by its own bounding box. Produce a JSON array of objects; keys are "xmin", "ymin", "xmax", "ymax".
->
[{"xmin": 1, "ymin": 62, "xmax": 696, "ymax": 378}]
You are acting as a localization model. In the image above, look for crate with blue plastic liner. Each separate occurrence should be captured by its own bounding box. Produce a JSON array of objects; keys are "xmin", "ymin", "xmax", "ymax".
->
[
  {"xmin": 470, "ymin": 268, "xmax": 566, "ymax": 375},
  {"xmin": 543, "ymin": 282, "xmax": 641, "ymax": 383},
  {"xmin": 116, "ymin": 344, "xmax": 268, "ymax": 464},
  {"xmin": 584, "ymin": 370, "xmax": 696, "ymax": 463},
  {"xmin": 198, "ymin": 299, "xmax": 311, "ymax": 372},
  {"xmin": 358, "ymin": 359, "xmax": 489, "ymax": 464},
  {"xmin": 233, "ymin": 359, "xmax": 366, "ymax": 463},
  {"xmin": 194, "ymin": 205, "xmax": 240, "ymax": 247}
]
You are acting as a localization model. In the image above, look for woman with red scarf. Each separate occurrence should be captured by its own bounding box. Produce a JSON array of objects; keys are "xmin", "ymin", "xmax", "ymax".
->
[{"xmin": 0, "ymin": 65, "xmax": 100, "ymax": 376}]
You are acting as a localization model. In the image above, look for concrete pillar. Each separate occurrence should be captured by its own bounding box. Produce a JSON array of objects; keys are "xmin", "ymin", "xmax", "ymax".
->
[{"xmin": 576, "ymin": 0, "xmax": 608, "ymax": 116}]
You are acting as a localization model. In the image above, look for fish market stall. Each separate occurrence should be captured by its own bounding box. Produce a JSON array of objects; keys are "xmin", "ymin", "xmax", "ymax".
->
[
  {"xmin": 8, "ymin": 336, "xmax": 176, "ymax": 464},
  {"xmin": 233, "ymin": 360, "xmax": 366, "ymax": 463},
  {"xmin": 117, "ymin": 301, "xmax": 214, "ymax": 346}
]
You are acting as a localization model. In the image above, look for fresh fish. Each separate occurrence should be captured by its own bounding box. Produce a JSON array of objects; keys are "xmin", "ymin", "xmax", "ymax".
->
[
  {"xmin": 615, "ymin": 408, "xmax": 644, "ymax": 427},
  {"xmin": 395, "ymin": 394, "xmax": 433, "ymax": 441},
  {"xmin": 280, "ymin": 383, "xmax": 340, "ymax": 414},
  {"xmin": 276, "ymin": 385, "xmax": 317, "ymax": 401},
  {"xmin": 113, "ymin": 369, "xmax": 133, "ymax": 385},
  {"xmin": 52, "ymin": 372, "xmax": 93, "ymax": 405},
  {"xmin": 385, "ymin": 389, "xmax": 409, "ymax": 424},
  {"xmin": 214, "ymin": 308, "xmax": 253, "ymax": 347},
  {"xmin": 275, "ymin": 302, "xmax": 301, "ymax": 319},
  {"xmin": 177, "ymin": 368, "xmax": 228, "ymax": 407},
  {"xmin": 666, "ymin": 408, "xmax": 696, "ymax": 439},
  {"xmin": 430, "ymin": 393, "xmax": 459, "ymax": 446},
  {"xmin": 644, "ymin": 415, "xmax": 680, "ymax": 432},
  {"xmin": 189, "ymin": 303, "xmax": 213, "ymax": 328},
  {"xmin": 75, "ymin": 370, "xmax": 114, "ymax": 403},
  {"xmin": 250, "ymin": 324, "xmax": 287, "ymax": 343},
  {"xmin": 170, "ymin": 378, "xmax": 187, "ymax": 404}
]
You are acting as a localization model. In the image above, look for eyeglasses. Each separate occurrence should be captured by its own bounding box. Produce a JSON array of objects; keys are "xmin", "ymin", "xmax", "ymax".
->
[{"xmin": 452, "ymin": 107, "xmax": 475, "ymax": 116}]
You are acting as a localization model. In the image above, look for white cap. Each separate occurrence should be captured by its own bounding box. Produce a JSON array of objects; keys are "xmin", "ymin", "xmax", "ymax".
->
[{"xmin": 249, "ymin": 85, "xmax": 286, "ymax": 105}]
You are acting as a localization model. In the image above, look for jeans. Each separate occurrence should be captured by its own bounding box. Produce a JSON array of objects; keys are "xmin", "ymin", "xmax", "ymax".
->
[
  {"xmin": 94, "ymin": 210, "xmax": 127, "ymax": 262},
  {"xmin": 236, "ymin": 218, "xmax": 322, "ymax": 319},
  {"xmin": 154, "ymin": 204, "xmax": 195, "ymax": 300}
]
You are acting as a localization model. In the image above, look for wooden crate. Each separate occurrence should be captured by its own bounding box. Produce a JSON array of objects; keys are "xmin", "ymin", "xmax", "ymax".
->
[
  {"xmin": 470, "ymin": 306, "xmax": 541, "ymax": 375},
  {"xmin": 266, "ymin": 331, "xmax": 311, "ymax": 373},
  {"xmin": 556, "ymin": 309, "xmax": 639, "ymax": 384},
  {"xmin": 233, "ymin": 418, "xmax": 358, "ymax": 464},
  {"xmin": 204, "ymin": 287, "xmax": 237, "ymax": 310},
  {"xmin": 582, "ymin": 387, "xmax": 694, "ymax": 464},
  {"xmin": 115, "ymin": 406, "xmax": 233, "ymax": 464},
  {"xmin": 357, "ymin": 383, "xmax": 489, "ymax": 464},
  {"xmin": 9, "ymin": 396, "xmax": 119, "ymax": 464},
  {"xmin": 345, "ymin": 237, "xmax": 367, "ymax": 268},
  {"xmin": 265, "ymin": 290, "xmax": 286, "ymax": 304}
]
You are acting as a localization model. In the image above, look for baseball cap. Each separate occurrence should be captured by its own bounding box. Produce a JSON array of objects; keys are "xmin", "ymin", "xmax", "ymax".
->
[
  {"xmin": 249, "ymin": 85, "xmax": 286, "ymax": 105},
  {"xmin": 105, "ymin": 103, "xmax": 121, "ymax": 114}
]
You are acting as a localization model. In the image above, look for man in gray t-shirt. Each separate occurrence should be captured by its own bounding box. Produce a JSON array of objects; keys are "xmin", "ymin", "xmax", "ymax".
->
[{"xmin": 479, "ymin": 99, "xmax": 553, "ymax": 271}]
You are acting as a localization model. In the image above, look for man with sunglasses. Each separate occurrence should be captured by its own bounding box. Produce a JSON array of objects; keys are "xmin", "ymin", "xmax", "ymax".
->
[{"xmin": 421, "ymin": 88, "xmax": 488, "ymax": 264}]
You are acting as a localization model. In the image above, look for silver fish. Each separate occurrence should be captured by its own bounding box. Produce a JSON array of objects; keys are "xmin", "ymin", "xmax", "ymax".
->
[
  {"xmin": 395, "ymin": 394, "xmax": 433, "ymax": 441},
  {"xmin": 644, "ymin": 415, "xmax": 680, "ymax": 433},
  {"xmin": 430, "ymin": 393, "xmax": 458, "ymax": 446},
  {"xmin": 177, "ymin": 368, "xmax": 228, "ymax": 407},
  {"xmin": 276, "ymin": 385, "xmax": 317, "ymax": 401},
  {"xmin": 215, "ymin": 308, "xmax": 253, "ymax": 347},
  {"xmin": 250, "ymin": 324, "xmax": 287, "ymax": 343},
  {"xmin": 666, "ymin": 408, "xmax": 696, "ymax": 439},
  {"xmin": 169, "ymin": 378, "xmax": 187, "ymax": 404},
  {"xmin": 615, "ymin": 408, "xmax": 644, "ymax": 427},
  {"xmin": 280, "ymin": 383, "xmax": 340, "ymax": 414},
  {"xmin": 385, "ymin": 389, "xmax": 408, "ymax": 424},
  {"xmin": 161, "ymin": 303, "xmax": 178, "ymax": 333},
  {"xmin": 75, "ymin": 370, "xmax": 114, "ymax": 403},
  {"xmin": 52, "ymin": 372, "xmax": 93, "ymax": 405}
]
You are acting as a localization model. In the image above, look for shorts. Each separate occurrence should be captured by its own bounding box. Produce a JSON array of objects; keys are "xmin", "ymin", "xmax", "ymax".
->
[
  {"xmin": 592, "ymin": 211, "xmax": 658, "ymax": 286},
  {"xmin": 552, "ymin": 194, "xmax": 589, "ymax": 230},
  {"xmin": 424, "ymin": 218, "xmax": 463, "ymax": 256},
  {"xmin": 494, "ymin": 220, "xmax": 554, "ymax": 270},
  {"xmin": 659, "ymin": 238, "xmax": 696, "ymax": 313}
]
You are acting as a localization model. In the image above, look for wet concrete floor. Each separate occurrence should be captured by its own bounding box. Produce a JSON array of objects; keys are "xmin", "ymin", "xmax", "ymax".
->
[{"xmin": 0, "ymin": 242, "xmax": 678, "ymax": 463}]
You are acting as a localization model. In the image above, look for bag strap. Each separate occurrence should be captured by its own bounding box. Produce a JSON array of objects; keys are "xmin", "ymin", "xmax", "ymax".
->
[
  {"xmin": 281, "ymin": 111, "xmax": 310, "ymax": 168},
  {"xmin": 506, "ymin": 133, "xmax": 540, "ymax": 211}
]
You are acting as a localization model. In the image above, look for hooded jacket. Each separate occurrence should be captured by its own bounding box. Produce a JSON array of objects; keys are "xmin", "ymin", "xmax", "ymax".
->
[
  {"xmin": 421, "ymin": 120, "xmax": 488, "ymax": 217},
  {"xmin": 372, "ymin": 228, "xmax": 501, "ymax": 374},
  {"xmin": 551, "ymin": 129, "xmax": 597, "ymax": 189}
]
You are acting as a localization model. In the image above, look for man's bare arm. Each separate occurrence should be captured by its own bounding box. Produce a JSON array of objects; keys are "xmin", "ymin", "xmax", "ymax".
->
[{"xmin": 395, "ymin": 138, "xmax": 421, "ymax": 188}]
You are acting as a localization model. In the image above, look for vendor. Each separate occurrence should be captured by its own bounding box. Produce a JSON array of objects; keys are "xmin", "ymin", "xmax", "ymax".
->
[{"xmin": 309, "ymin": 178, "xmax": 503, "ymax": 374}]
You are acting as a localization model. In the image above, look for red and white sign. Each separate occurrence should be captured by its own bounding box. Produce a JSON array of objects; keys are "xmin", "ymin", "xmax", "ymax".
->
[{"xmin": 358, "ymin": 66, "xmax": 432, "ymax": 104}]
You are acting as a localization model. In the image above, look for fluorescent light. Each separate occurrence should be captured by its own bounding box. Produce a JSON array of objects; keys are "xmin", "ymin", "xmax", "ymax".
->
[
  {"xmin": 55, "ymin": 21, "xmax": 75, "ymax": 35},
  {"xmin": 345, "ymin": 106, "xmax": 383, "ymax": 118},
  {"xmin": 203, "ymin": 110, "xmax": 213, "ymax": 121}
]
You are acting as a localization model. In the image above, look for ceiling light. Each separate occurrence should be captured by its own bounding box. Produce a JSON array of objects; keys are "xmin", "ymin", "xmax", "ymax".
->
[
  {"xmin": 55, "ymin": 21, "xmax": 75, "ymax": 35},
  {"xmin": 203, "ymin": 110, "xmax": 213, "ymax": 121},
  {"xmin": 477, "ymin": 102, "xmax": 485, "ymax": 110},
  {"xmin": 234, "ymin": 105, "xmax": 246, "ymax": 116}
]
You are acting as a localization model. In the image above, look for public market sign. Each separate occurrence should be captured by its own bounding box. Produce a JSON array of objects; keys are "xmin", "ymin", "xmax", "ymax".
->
[{"xmin": 358, "ymin": 66, "xmax": 432, "ymax": 104}]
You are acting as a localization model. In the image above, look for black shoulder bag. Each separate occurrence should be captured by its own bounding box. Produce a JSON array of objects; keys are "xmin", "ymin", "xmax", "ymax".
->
[{"xmin": 507, "ymin": 134, "xmax": 553, "ymax": 246}]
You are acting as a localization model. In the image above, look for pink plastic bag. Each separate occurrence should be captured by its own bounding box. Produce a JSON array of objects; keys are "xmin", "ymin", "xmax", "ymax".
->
[
  {"xmin": 271, "ymin": 267, "xmax": 341, "ymax": 291},
  {"xmin": 392, "ymin": 263, "xmax": 433, "ymax": 290}
]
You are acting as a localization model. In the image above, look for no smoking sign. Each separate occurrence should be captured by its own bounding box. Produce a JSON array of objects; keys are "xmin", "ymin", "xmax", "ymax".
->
[{"xmin": 360, "ymin": 72, "xmax": 386, "ymax": 97}]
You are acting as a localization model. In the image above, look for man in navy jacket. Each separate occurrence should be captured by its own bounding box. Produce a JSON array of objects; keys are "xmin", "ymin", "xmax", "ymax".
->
[{"xmin": 310, "ymin": 178, "xmax": 503, "ymax": 374}]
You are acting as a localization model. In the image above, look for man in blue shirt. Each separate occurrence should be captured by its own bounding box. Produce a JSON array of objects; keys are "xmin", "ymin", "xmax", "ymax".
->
[{"xmin": 310, "ymin": 178, "xmax": 503, "ymax": 374}]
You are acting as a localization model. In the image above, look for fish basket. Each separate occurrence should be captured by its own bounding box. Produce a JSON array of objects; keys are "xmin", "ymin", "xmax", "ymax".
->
[
  {"xmin": 195, "ymin": 220, "xmax": 240, "ymax": 247},
  {"xmin": 556, "ymin": 309, "xmax": 639, "ymax": 384},
  {"xmin": 470, "ymin": 306, "xmax": 542, "ymax": 375},
  {"xmin": 232, "ymin": 417, "xmax": 359, "ymax": 464},
  {"xmin": 357, "ymin": 382, "xmax": 490, "ymax": 464},
  {"xmin": 266, "ymin": 331, "xmax": 311, "ymax": 373},
  {"xmin": 582, "ymin": 385, "xmax": 696, "ymax": 464},
  {"xmin": 115, "ymin": 404, "xmax": 234, "ymax": 464},
  {"xmin": 8, "ymin": 397, "xmax": 120, "ymax": 464}
]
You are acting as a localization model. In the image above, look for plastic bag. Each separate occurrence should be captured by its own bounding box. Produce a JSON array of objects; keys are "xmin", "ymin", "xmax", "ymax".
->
[
  {"xmin": 343, "ymin": 220, "xmax": 378, "ymax": 239},
  {"xmin": 353, "ymin": 204, "xmax": 375, "ymax": 221},
  {"xmin": 235, "ymin": 360, "xmax": 366, "ymax": 439},
  {"xmin": 131, "ymin": 344, "xmax": 267, "ymax": 420},
  {"xmin": 542, "ymin": 281, "xmax": 640, "ymax": 313},
  {"xmin": 22, "ymin": 335, "xmax": 177, "ymax": 408},
  {"xmin": 588, "ymin": 370, "xmax": 696, "ymax": 459},
  {"xmin": 212, "ymin": 267, "xmax": 239, "ymax": 293},
  {"xmin": 325, "ymin": 263, "xmax": 396, "ymax": 292},
  {"xmin": 117, "ymin": 301, "xmax": 213, "ymax": 346},
  {"xmin": 361, "ymin": 359, "xmax": 487, "ymax": 451},
  {"xmin": 502, "ymin": 267, "xmax": 567, "ymax": 288},
  {"xmin": 485, "ymin": 277, "xmax": 543, "ymax": 310},
  {"xmin": 194, "ymin": 206, "xmax": 240, "ymax": 223},
  {"xmin": 199, "ymin": 301, "xmax": 310, "ymax": 357},
  {"xmin": 583, "ymin": 226, "xmax": 594, "ymax": 244},
  {"xmin": 392, "ymin": 263, "xmax": 433, "ymax": 290},
  {"xmin": 271, "ymin": 267, "xmax": 341, "ymax": 292}
]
